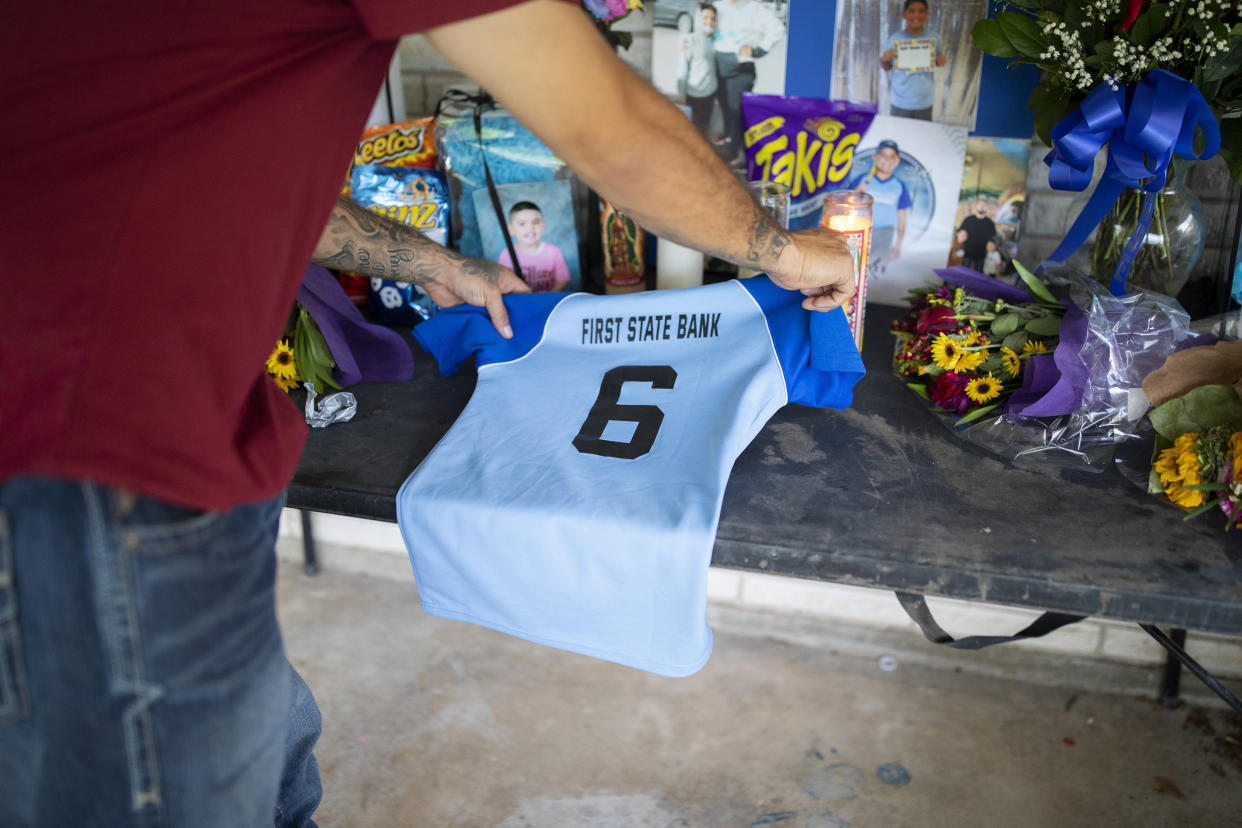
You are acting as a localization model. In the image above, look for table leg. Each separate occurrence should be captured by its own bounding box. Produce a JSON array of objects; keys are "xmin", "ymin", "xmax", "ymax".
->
[
  {"xmin": 300, "ymin": 509, "xmax": 320, "ymax": 576},
  {"xmin": 1142, "ymin": 624, "xmax": 1242, "ymax": 713},
  {"xmin": 1157, "ymin": 628, "xmax": 1186, "ymax": 709}
]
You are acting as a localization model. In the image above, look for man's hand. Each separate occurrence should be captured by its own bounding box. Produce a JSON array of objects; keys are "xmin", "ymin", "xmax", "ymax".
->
[
  {"xmin": 881, "ymin": 49, "xmax": 896, "ymax": 70},
  {"xmin": 889, "ymin": 244, "xmax": 902, "ymax": 262},
  {"xmin": 935, "ymin": 54, "xmax": 946, "ymax": 67},
  {"xmin": 738, "ymin": 44, "xmax": 754, "ymax": 58},
  {"xmin": 765, "ymin": 227, "xmax": 856, "ymax": 312},
  {"xmin": 416, "ymin": 248, "xmax": 529, "ymax": 338},
  {"xmin": 313, "ymin": 196, "xmax": 529, "ymax": 338}
]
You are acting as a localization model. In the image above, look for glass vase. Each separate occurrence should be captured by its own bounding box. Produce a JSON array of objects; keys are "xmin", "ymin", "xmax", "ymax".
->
[{"xmin": 1066, "ymin": 171, "xmax": 1207, "ymax": 298}]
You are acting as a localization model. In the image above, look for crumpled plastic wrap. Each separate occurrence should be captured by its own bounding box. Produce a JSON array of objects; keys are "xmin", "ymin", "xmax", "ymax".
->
[
  {"xmin": 905, "ymin": 266, "xmax": 1193, "ymax": 471},
  {"xmin": 303, "ymin": 383, "xmax": 357, "ymax": 428}
]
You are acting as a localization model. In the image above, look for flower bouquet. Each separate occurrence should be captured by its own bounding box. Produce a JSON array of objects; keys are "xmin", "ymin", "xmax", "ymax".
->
[
  {"xmin": 972, "ymin": 1, "xmax": 1239, "ymax": 297},
  {"xmin": 266, "ymin": 304, "xmax": 339, "ymax": 395},
  {"xmin": 893, "ymin": 263, "xmax": 1193, "ymax": 468},
  {"xmin": 264, "ymin": 266, "xmax": 415, "ymax": 423},
  {"xmin": 583, "ymin": 0, "xmax": 645, "ymax": 51},
  {"xmin": 1140, "ymin": 331, "xmax": 1242, "ymax": 528},
  {"xmin": 893, "ymin": 265, "xmax": 1065, "ymax": 428}
]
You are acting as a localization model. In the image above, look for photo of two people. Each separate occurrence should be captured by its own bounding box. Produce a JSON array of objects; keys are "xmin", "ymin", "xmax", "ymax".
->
[{"xmin": 649, "ymin": 0, "xmax": 789, "ymax": 165}]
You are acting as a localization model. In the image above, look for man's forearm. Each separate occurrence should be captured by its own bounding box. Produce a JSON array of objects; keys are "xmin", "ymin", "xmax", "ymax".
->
[
  {"xmin": 426, "ymin": 1, "xmax": 793, "ymax": 274},
  {"xmin": 312, "ymin": 196, "xmax": 509, "ymax": 290}
]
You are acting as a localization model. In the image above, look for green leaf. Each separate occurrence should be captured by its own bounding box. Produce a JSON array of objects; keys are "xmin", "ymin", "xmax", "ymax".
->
[
  {"xmin": 1011, "ymin": 261, "xmax": 1059, "ymax": 305},
  {"xmin": 1003, "ymin": 331, "xmax": 1030, "ymax": 353},
  {"xmin": 979, "ymin": 355, "xmax": 1004, "ymax": 375},
  {"xmin": 990, "ymin": 313, "xmax": 1022, "ymax": 337},
  {"xmin": 907, "ymin": 382, "xmax": 931, "ymax": 400},
  {"xmin": 997, "ymin": 11, "xmax": 1045, "ymax": 57},
  {"xmin": 972, "ymin": 18, "xmax": 1019, "ymax": 58},
  {"xmin": 1024, "ymin": 315, "xmax": 1063, "ymax": 337},
  {"xmin": 1205, "ymin": 39, "xmax": 1242, "ymax": 83},
  {"xmin": 1182, "ymin": 497, "xmax": 1225, "ymax": 521},
  {"xmin": 1128, "ymin": 4, "xmax": 1169, "ymax": 48},
  {"xmin": 1148, "ymin": 385, "xmax": 1242, "ymax": 440},
  {"xmin": 956, "ymin": 403, "xmax": 1001, "ymax": 427},
  {"xmin": 1063, "ymin": 2, "xmax": 1086, "ymax": 31}
]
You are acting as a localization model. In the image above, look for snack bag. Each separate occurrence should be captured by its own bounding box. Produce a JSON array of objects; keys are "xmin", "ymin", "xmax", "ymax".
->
[
  {"xmin": 741, "ymin": 95, "xmax": 877, "ymax": 231},
  {"xmin": 349, "ymin": 165, "xmax": 450, "ymax": 324},
  {"xmin": 340, "ymin": 117, "xmax": 438, "ymax": 197}
]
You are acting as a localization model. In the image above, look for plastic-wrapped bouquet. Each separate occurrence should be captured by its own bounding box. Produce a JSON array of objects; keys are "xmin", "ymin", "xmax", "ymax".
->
[
  {"xmin": 892, "ymin": 263, "xmax": 1193, "ymax": 469},
  {"xmin": 1141, "ymin": 334, "xmax": 1242, "ymax": 528},
  {"xmin": 893, "ymin": 264, "xmax": 1066, "ymax": 427}
]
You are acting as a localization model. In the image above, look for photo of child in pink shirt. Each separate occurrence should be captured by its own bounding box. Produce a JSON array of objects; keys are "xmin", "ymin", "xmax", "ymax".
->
[{"xmin": 497, "ymin": 201, "xmax": 571, "ymax": 293}]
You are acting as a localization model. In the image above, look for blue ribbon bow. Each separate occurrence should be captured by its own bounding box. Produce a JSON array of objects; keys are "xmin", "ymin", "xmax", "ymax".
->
[{"xmin": 1043, "ymin": 69, "xmax": 1220, "ymax": 296}]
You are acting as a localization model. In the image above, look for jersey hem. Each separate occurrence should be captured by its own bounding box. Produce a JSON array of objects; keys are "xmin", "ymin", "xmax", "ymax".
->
[{"xmin": 418, "ymin": 599, "xmax": 714, "ymax": 679}]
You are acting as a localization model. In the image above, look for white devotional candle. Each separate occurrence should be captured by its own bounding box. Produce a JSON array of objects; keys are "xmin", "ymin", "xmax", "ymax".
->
[{"xmin": 655, "ymin": 238, "xmax": 704, "ymax": 290}]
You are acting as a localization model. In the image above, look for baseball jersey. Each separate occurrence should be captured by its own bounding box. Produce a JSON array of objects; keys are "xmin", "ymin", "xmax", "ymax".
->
[{"xmin": 397, "ymin": 276, "xmax": 865, "ymax": 676}]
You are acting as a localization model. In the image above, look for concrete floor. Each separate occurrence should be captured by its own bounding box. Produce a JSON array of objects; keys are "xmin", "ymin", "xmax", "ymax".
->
[{"xmin": 277, "ymin": 563, "xmax": 1242, "ymax": 828}]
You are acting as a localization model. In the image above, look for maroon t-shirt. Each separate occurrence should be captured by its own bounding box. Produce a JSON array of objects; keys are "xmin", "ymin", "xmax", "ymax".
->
[{"xmin": 1, "ymin": 0, "xmax": 520, "ymax": 510}]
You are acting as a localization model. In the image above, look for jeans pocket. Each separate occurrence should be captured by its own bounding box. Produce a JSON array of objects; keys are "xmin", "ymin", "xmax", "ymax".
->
[{"xmin": 0, "ymin": 510, "xmax": 30, "ymax": 725}]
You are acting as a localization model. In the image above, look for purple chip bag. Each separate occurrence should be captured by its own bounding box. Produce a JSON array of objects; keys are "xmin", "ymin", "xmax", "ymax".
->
[{"xmin": 741, "ymin": 94, "xmax": 877, "ymax": 231}]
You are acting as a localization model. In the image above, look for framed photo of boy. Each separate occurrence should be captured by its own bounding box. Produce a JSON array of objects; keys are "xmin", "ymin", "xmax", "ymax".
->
[
  {"xmin": 829, "ymin": 0, "xmax": 985, "ymax": 129},
  {"xmin": 472, "ymin": 180, "xmax": 582, "ymax": 293}
]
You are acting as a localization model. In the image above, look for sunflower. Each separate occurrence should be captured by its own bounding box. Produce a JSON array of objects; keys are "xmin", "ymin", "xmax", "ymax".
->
[
  {"xmin": 964, "ymin": 373, "xmax": 1003, "ymax": 404},
  {"xmin": 1231, "ymin": 432, "xmax": 1242, "ymax": 482},
  {"xmin": 1000, "ymin": 347, "xmax": 1022, "ymax": 378},
  {"xmin": 930, "ymin": 333, "xmax": 965, "ymax": 371},
  {"xmin": 272, "ymin": 373, "xmax": 299, "ymax": 393},
  {"xmin": 957, "ymin": 348, "xmax": 988, "ymax": 372},
  {"xmin": 1156, "ymin": 433, "xmax": 1205, "ymax": 510},
  {"xmin": 1022, "ymin": 339, "xmax": 1048, "ymax": 357},
  {"xmin": 962, "ymin": 330, "xmax": 989, "ymax": 348},
  {"xmin": 266, "ymin": 340, "xmax": 301, "ymax": 385}
]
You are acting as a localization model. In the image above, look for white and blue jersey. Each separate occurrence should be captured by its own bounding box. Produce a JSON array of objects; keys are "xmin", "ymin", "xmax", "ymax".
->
[{"xmin": 397, "ymin": 276, "xmax": 865, "ymax": 677}]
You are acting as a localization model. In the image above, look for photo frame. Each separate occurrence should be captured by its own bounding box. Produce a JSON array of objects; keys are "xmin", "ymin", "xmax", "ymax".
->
[
  {"xmin": 472, "ymin": 180, "xmax": 582, "ymax": 293},
  {"xmin": 648, "ymin": 0, "xmax": 790, "ymax": 161},
  {"xmin": 833, "ymin": 114, "xmax": 967, "ymax": 305},
  {"xmin": 948, "ymin": 137, "xmax": 1030, "ymax": 277}
]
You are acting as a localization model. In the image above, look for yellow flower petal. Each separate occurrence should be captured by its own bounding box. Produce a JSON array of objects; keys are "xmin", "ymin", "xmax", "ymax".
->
[{"xmin": 965, "ymin": 373, "xmax": 1002, "ymax": 404}]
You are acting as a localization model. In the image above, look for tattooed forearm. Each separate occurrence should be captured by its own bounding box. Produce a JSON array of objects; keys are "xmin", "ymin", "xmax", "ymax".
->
[
  {"xmin": 742, "ymin": 201, "xmax": 790, "ymax": 271},
  {"xmin": 312, "ymin": 196, "xmax": 438, "ymax": 284}
]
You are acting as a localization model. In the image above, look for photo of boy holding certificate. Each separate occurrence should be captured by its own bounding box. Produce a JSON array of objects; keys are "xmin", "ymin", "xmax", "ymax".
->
[{"xmin": 880, "ymin": 0, "xmax": 945, "ymax": 120}]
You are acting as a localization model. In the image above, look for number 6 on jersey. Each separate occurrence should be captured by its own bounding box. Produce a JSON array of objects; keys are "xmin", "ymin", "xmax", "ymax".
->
[{"xmin": 572, "ymin": 365, "xmax": 677, "ymax": 460}]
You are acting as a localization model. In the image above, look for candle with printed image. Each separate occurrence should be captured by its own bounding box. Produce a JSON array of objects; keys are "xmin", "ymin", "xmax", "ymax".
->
[{"xmin": 821, "ymin": 190, "xmax": 873, "ymax": 351}]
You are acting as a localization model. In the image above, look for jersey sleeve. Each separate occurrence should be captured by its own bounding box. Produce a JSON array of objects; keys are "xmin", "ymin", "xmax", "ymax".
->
[
  {"xmin": 412, "ymin": 292, "xmax": 569, "ymax": 375},
  {"xmin": 737, "ymin": 276, "xmax": 866, "ymax": 409},
  {"xmin": 898, "ymin": 180, "xmax": 913, "ymax": 211}
]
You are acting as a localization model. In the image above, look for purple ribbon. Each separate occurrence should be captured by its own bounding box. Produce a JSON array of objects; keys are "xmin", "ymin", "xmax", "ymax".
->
[
  {"xmin": 934, "ymin": 266, "xmax": 1035, "ymax": 304},
  {"xmin": 1042, "ymin": 70, "xmax": 1220, "ymax": 296},
  {"xmin": 1004, "ymin": 301, "xmax": 1088, "ymax": 419},
  {"xmin": 296, "ymin": 265, "xmax": 413, "ymax": 387}
]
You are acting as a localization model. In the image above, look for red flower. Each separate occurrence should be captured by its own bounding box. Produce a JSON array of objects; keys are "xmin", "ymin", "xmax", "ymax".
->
[
  {"xmin": 915, "ymin": 305, "xmax": 958, "ymax": 335},
  {"xmin": 929, "ymin": 372, "xmax": 973, "ymax": 416},
  {"xmin": 1120, "ymin": 0, "xmax": 1143, "ymax": 32}
]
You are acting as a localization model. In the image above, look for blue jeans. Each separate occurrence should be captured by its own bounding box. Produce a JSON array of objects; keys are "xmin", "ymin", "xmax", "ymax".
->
[{"xmin": 0, "ymin": 477, "xmax": 322, "ymax": 827}]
